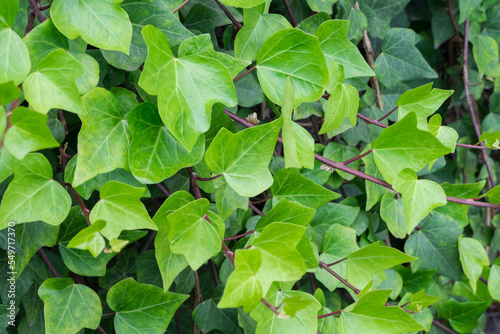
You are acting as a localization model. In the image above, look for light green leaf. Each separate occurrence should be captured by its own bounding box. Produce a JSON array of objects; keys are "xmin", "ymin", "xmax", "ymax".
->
[
  {"xmin": 397, "ymin": 83, "xmax": 454, "ymax": 129},
  {"xmin": 24, "ymin": 49, "xmax": 85, "ymax": 115},
  {"xmin": 39, "ymin": 278, "xmax": 102, "ymax": 333},
  {"xmin": 0, "ymin": 0, "xmax": 18, "ymax": 28},
  {"xmin": 0, "ymin": 148, "xmax": 16, "ymax": 184},
  {"xmin": 101, "ymin": 0, "xmax": 194, "ymax": 71},
  {"xmin": 168, "ymin": 199, "xmax": 223, "ymax": 270},
  {"xmin": 393, "ymin": 168, "xmax": 447, "ymax": 234},
  {"xmin": 0, "ymin": 153, "xmax": 71, "ymax": 229},
  {"xmin": 347, "ymin": 241, "xmax": 418, "ymax": 289},
  {"xmin": 109, "ymin": 238, "xmax": 128, "ymax": 253},
  {"xmin": 271, "ymin": 168, "xmax": 340, "ymax": 208},
  {"xmin": 257, "ymin": 28, "xmax": 329, "ymax": 106},
  {"xmin": 316, "ymin": 20, "xmax": 374, "ymax": 79},
  {"xmin": 371, "ymin": 112, "xmax": 451, "ymax": 183},
  {"xmin": 4, "ymin": 107, "xmax": 59, "ymax": 160},
  {"xmin": 374, "ymin": 28, "xmax": 437, "ymax": 88},
  {"xmin": 479, "ymin": 131, "xmax": 500, "ymax": 149},
  {"xmin": 439, "ymin": 298, "xmax": 491, "ymax": 333},
  {"xmin": 107, "ymin": 278, "xmax": 188, "ymax": 333},
  {"xmin": 459, "ymin": 0, "xmax": 482, "ymax": 23},
  {"xmin": 127, "ymin": 102, "xmax": 204, "ymax": 183},
  {"xmin": 482, "ymin": 184, "xmax": 500, "ymax": 204},
  {"xmin": 363, "ymin": 152, "xmax": 391, "ymax": 210},
  {"xmin": 51, "ymin": 0, "xmax": 132, "ymax": 53},
  {"xmin": 0, "ymin": 81, "xmax": 21, "ymax": 105},
  {"xmin": 338, "ymin": 290, "xmax": 424, "ymax": 333},
  {"xmin": 73, "ymin": 88, "xmax": 130, "ymax": 187},
  {"xmin": 282, "ymin": 77, "xmax": 315, "ymax": 169},
  {"xmin": 71, "ymin": 52, "xmax": 99, "ymax": 95},
  {"xmin": 255, "ymin": 198, "xmax": 316, "ymax": 231},
  {"xmin": 235, "ymin": 9, "xmax": 291, "ymax": 61},
  {"xmin": 215, "ymin": 182, "xmax": 249, "ymax": 219},
  {"xmin": 380, "ymin": 192, "xmax": 406, "ymax": 239},
  {"xmin": 459, "ymin": 236, "xmax": 490, "ymax": 294},
  {"xmin": 139, "ymin": 25, "xmax": 237, "ymax": 151},
  {"xmin": 89, "ymin": 181, "xmax": 158, "ymax": 240},
  {"xmin": 218, "ymin": 248, "xmax": 263, "ymax": 312},
  {"xmin": 409, "ymin": 290, "xmax": 441, "ymax": 312},
  {"xmin": 205, "ymin": 118, "xmax": 282, "ymax": 197},
  {"xmin": 0, "ymin": 27, "xmax": 30, "ymax": 85},
  {"xmin": 490, "ymin": 257, "xmax": 500, "ymax": 300},
  {"xmin": 67, "ymin": 220, "xmax": 106, "ymax": 258},
  {"xmin": 220, "ymin": 0, "xmax": 265, "ymax": 8}
]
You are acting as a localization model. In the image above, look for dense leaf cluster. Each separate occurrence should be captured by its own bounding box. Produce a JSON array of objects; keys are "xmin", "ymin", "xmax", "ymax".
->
[{"xmin": 0, "ymin": 0, "xmax": 499, "ymax": 333}]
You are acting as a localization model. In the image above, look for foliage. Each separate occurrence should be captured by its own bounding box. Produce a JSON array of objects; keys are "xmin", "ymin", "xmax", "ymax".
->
[{"xmin": 0, "ymin": 0, "xmax": 499, "ymax": 333}]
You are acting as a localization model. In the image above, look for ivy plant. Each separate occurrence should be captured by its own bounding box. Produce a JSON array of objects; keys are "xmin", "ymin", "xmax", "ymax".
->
[{"xmin": 1, "ymin": 0, "xmax": 500, "ymax": 333}]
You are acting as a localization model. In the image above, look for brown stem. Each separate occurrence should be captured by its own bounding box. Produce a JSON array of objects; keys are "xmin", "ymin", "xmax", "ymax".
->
[
  {"xmin": 357, "ymin": 113, "xmax": 388, "ymax": 128},
  {"xmin": 187, "ymin": 167, "xmax": 202, "ymax": 199},
  {"xmin": 214, "ymin": 0, "xmax": 242, "ymax": 29},
  {"xmin": 97, "ymin": 326, "xmax": 107, "ymax": 334},
  {"xmin": 318, "ymin": 310, "xmax": 342, "ymax": 319},
  {"xmin": 283, "ymin": 0, "xmax": 297, "ymax": 27},
  {"xmin": 342, "ymin": 149, "xmax": 373, "ymax": 165},
  {"xmin": 155, "ymin": 183, "xmax": 171, "ymax": 197},
  {"xmin": 377, "ymin": 106, "xmax": 398, "ymax": 122},
  {"xmin": 38, "ymin": 248, "xmax": 60, "ymax": 278},
  {"xmin": 319, "ymin": 261, "xmax": 360, "ymax": 294},
  {"xmin": 233, "ymin": 66, "xmax": 256, "ymax": 82},
  {"xmin": 446, "ymin": 0, "xmax": 461, "ymax": 40},
  {"xmin": 249, "ymin": 203, "xmax": 264, "ymax": 217},
  {"xmin": 261, "ymin": 298, "xmax": 280, "ymax": 315},
  {"xmin": 434, "ymin": 321, "xmax": 458, "ymax": 334},
  {"xmin": 209, "ymin": 260, "xmax": 220, "ymax": 287},
  {"xmin": 326, "ymin": 258, "xmax": 347, "ymax": 266},
  {"xmin": 224, "ymin": 230, "xmax": 255, "ymax": 241},
  {"xmin": 250, "ymin": 197, "xmax": 271, "ymax": 204},
  {"xmin": 221, "ymin": 242, "xmax": 235, "ymax": 265},
  {"xmin": 194, "ymin": 174, "xmax": 223, "ymax": 181},
  {"xmin": 24, "ymin": 11, "xmax": 36, "ymax": 36},
  {"xmin": 309, "ymin": 273, "xmax": 317, "ymax": 293},
  {"xmin": 456, "ymin": 143, "xmax": 495, "ymax": 150},
  {"xmin": 102, "ymin": 312, "xmax": 116, "ymax": 317},
  {"xmin": 172, "ymin": 0, "xmax": 190, "ymax": 13},
  {"xmin": 39, "ymin": 4, "xmax": 51, "ymax": 10},
  {"xmin": 27, "ymin": 0, "xmax": 46, "ymax": 23}
]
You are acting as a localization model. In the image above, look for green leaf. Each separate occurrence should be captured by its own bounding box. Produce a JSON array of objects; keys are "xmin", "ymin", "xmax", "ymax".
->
[
  {"xmin": 0, "ymin": 154, "xmax": 71, "ymax": 229},
  {"xmin": 458, "ymin": 236, "xmax": 490, "ymax": 294},
  {"xmin": 71, "ymin": 52, "xmax": 100, "ymax": 95},
  {"xmin": 270, "ymin": 168, "xmax": 340, "ymax": 208},
  {"xmin": 255, "ymin": 198, "xmax": 316, "ymax": 231},
  {"xmin": 393, "ymin": 168, "xmax": 447, "ymax": 234},
  {"xmin": 24, "ymin": 49, "xmax": 85, "ymax": 115},
  {"xmin": 489, "ymin": 257, "xmax": 500, "ymax": 300},
  {"xmin": 67, "ymin": 220, "xmax": 106, "ymax": 258},
  {"xmin": 347, "ymin": 241, "xmax": 417, "ymax": 289},
  {"xmin": 218, "ymin": 248, "xmax": 263, "ymax": 312},
  {"xmin": 282, "ymin": 77, "xmax": 315, "ymax": 169},
  {"xmin": 0, "ymin": 27, "xmax": 31, "ymax": 85},
  {"xmin": 38, "ymin": 278, "xmax": 102, "ymax": 333},
  {"xmin": 235, "ymin": 9, "xmax": 292, "ymax": 61},
  {"xmin": 397, "ymin": 83, "xmax": 454, "ymax": 129},
  {"xmin": 59, "ymin": 241, "xmax": 116, "ymax": 276},
  {"xmin": 72, "ymin": 88, "xmax": 130, "ymax": 187},
  {"xmin": 315, "ymin": 20, "xmax": 374, "ymax": 79},
  {"xmin": 405, "ymin": 214, "xmax": 463, "ymax": 280},
  {"xmin": 371, "ymin": 112, "xmax": 451, "ymax": 183},
  {"xmin": 215, "ymin": 182, "xmax": 249, "ymax": 219},
  {"xmin": 359, "ymin": 0, "xmax": 410, "ymax": 39},
  {"xmin": 220, "ymin": 0, "xmax": 265, "ymax": 7},
  {"xmin": 89, "ymin": 181, "xmax": 158, "ymax": 240},
  {"xmin": 459, "ymin": 0, "xmax": 482, "ymax": 23},
  {"xmin": 168, "ymin": 199, "xmax": 223, "ymax": 270},
  {"xmin": 107, "ymin": 277, "xmax": 188, "ymax": 333},
  {"xmin": 205, "ymin": 118, "xmax": 282, "ymax": 197},
  {"xmin": 127, "ymin": 102, "xmax": 204, "ymax": 183},
  {"xmin": 409, "ymin": 290, "xmax": 441, "ymax": 312},
  {"xmin": 256, "ymin": 28, "xmax": 329, "ymax": 106},
  {"xmin": 439, "ymin": 298, "xmax": 491, "ymax": 333},
  {"xmin": 373, "ymin": 28, "xmax": 437, "ymax": 88},
  {"xmin": 380, "ymin": 192, "xmax": 406, "ymax": 239},
  {"xmin": 0, "ymin": 0, "xmax": 18, "ymax": 28},
  {"xmin": 101, "ymin": 0, "xmax": 194, "ymax": 71},
  {"xmin": 323, "ymin": 142, "xmax": 361, "ymax": 180},
  {"xmin": 479, "ymin": 131, "xmax": 500, "ymax": 149},
  {"xmin": 250, "ymin": 290, "xmax": 321, "ymax": 333},
  {"xmin": 23, "ymin": 19, "xmax": 68, "ymax": 70},
  {"xmin": 0, "ymin": 81, "xmax": 21, "ymax": 105},
  {"xmin": 482, "ymin": 184, "xmax": 500, "ymax": 203},
  {"xmin": 51, "ymin": 0, "xmax": 132, "ymax": 53},
  {"xmin": 338, "ymin": 290, "xmax": 424, "ymax": 333},
  {"xmin": 4, "ymin": 107, "xmax": 59, "ymax": 160},
  {"xmin": 306, "ymin": 0, "xmax": 336, "ymax": 14},
  {"xmin": 139, "ymin": 25, "xmax": 237, "ymax": 151}
]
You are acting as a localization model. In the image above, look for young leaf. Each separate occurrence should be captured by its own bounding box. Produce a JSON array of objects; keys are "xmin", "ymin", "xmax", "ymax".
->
[
  {"xmin": 256, "ymin": 28, "xmax": 329, "ymax": 106},
  {"xmin": 215, "ymin": 182, "xmax": 249, "ymax": 219},
  {"xmin": 39, "ymin": 278, "xmax": 102, "ymax": 333},
  {"xmin": 409, "ymin": 290, "xmax": 441, "ymax": 312},
  {"xmin": 255, "ymin": 198, "xmax": 316, "ymax": 231},
  {"xmin": 107, "ymin": 277, "xmax": 188, "ymax": 333},
  {"xmin": 458, "ymin": 236, "xmax": 490, "ymax": 294},
  {"xmin": 4, "ymin": 107, "xmax": 59, "ymax": 160},
  {"xmin": 205, "ymin": 118, "xmax": 282, "ymax": 197},
  {"xmin": 220, "ymin": 0, "xmax": 265, "ymax": 7},
  {"xmin": 393, "ymin": 168, "xmax": 447, "ymax": 234},
  {"xmin": 380, "ymin": 192, "xmax": 406, "ymax": 239},
  {"xmin": 490, "ymin": 257, "xmax": 500, "ymax": 300},
  {"xmin": 89, "ymin": 181, "xmax": 158, "ymax": 240},
  {"xmin": 67, "ymin": 220, "xmax": 106, "ymax": 258},
  {"xmin": 479, "ymin": 131, "xmax": 500, "ymax": 149},
  {"xmin": 139, "ymin": 25, "xmax": 237, "ymax": 151},
  {"xmin": 0, "ymin": 27, "xmax": 30, "ymax": 85},
  {"xmin": 51, "ymin": 0, "xmax": 132, "ymax": 53}
]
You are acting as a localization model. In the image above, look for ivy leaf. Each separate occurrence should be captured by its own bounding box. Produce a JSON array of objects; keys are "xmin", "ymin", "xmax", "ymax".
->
[
  {"xmin": 305, "ymin": 0, "xmax": 336, "ymax": 15},
  {"xmin": 215, "ymin": 182, "xmax": 249, "ymax": 219},
  {"xmin": 101, "ymin": 0, "xmax": 194, "ymax": 71},
  {"xmin": 315, "ymin": 20, "xmax": 374, "ymax": 79},
  {"xmin": 234, "ymin": 9, "xmax": 292, "ymax": 61},
  {"xmin": 127, "ymin": 102, "xmax": 204, "ymax": 183},
  {"xmin": 107, "ymin": 277, "xmax": 188, "ymax": 333},
  {"xmin": 220, "ymin": 0, "xmax": 265, "ymax": 7},
  {"xmin": 4, "ymin": 107, "xmax": 59, "ymax": 160},
  {"xmin": 38, "ymin": 278, "xmax": 102, "ymax": 333},
  {"xmin": 409, "ymin": 290, "xmax": 441, "ymax": 312},
  {"xmin": 393, "ymin": 168, "xmax": 447, "ymax": 234},
  {"xmin": 0, "ymin": 0, "xmax": 18, "ymax": 28},
  {"xmin": 22, "ymin": 19, "xmax": 68, "ymax": 69},
  {"xmin": 51, "ymin": 0, "xmax": 132, "ymax": 53},
  {"xmin": 0, "ymin": 81, "xmax": 20, "ymax": 105},
  {"xmin": 489, "ymin": 257, "xmax": 500, "ymax": 300},
  {"xmin": 205, "ymin": 118, "xmax": 282, "ymax": 197},
  {"xmin": 458, "ymin": 236, "xmax": 490, "ymax": 294},
  {"xmin": 479, "ymin": 131, "xmax": 500, "ymax": 149},
  {"xmin": 89, "ymin": 181, "xmax": 158, "ymax": 240},
  {"xmin": 250, "ymin": 290, "xmax": 321, "ymax": 333},
  {"xmin": 397, "ymin": 83, "xmax": 454, "ymax": 129},
  {"xmin": 218, "ymin": 248, "xmax": 263, "ymax": 312},
  {"xmin": 373, "ymin": 28, "xmax": 437, "ymax": 88},
  {"xmin": 72, "ymin": 52, "xmax": 100, "ymax": 96},
  {"xmin": 67, "ymin": 220, "xmax": 106, "ymax": 258},
  {"xmin": 439, "ymin": 298, "xmax": 491, "ymax": 333},
  {"xmin": 346, "ymin": 241, "xmax": 418, "ymax": 289},
  {"xmin": 256, "ymin": 28, "xmax": 329, "ymax": 106},
  {"xmin": 339, "ymin": 290, "xmax": 424, "ymax": 333},
  {"xmin": 168, "ymin": 199, "xmax": 223, "ymax": 270},
  {"xmin": 282, "ymin": 77, "xmax": 315, "ymax": 169},
  {"xmin": 358, "ymin": 0, "xmax": 410, "ymax": 39},
  {"xmin": 255, "ymin": 198, "xmax": 316, "ymax": 232},
  {"xmin": 323, "ymin": 141, "xmax": 361, "ymax": 180},
  {"xmin": 371, "ymin": 112, "xmax": 451, "ymax": 183},
  {"xmin": 0, "ymin": 27, "xmax": 30, "ymax": 85},
  {"xmin": 380, "ymin": 192, "xmax": 406, "ymax": 239},
  {"xmin": 252, "ymin": 222, "xmax": 307, "ymax": 294},
  {"xmin": 0, "ymin": 154, "xmax": 71, "ymax": 229},
  {"xmin": 59, "ymin": 241, "xmax": 116, "ymax": 276},
  {"xmin": 139, "ymin": 25, "xmax": 237, "ymax": 151},
  {"xmin": 72, "ymin": 88, "xmax": 130, "ymax": 187},
  {"xmin": 458, "ymin": 0, "xmax": 482, "ymax": 23},
  {"xmin": 270, "ymin": 168, "xmax": 340, "ymax": 208},
  {"xmin": 23, "ymin": 49, "xmax": 85, "ymax": 115}
]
